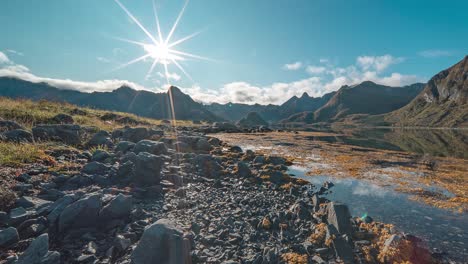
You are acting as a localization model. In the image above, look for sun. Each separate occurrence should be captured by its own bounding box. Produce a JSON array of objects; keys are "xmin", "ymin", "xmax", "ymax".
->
[
  {"xmin": 143, "ymin": 44, "xmax": 172, "ymax": 64},
  {"xmin": 113, "ymin": 0, "xmax": 213, "ymax": 84}
]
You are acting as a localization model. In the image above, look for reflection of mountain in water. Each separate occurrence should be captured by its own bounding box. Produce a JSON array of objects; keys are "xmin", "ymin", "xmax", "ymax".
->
[
  {"xmin": 307, "ymin": 128, "xmax": 468, "ymax": 159},
  {"xmin": 383, "ymin": 129, "xmax": 468, "ymax": 159}
]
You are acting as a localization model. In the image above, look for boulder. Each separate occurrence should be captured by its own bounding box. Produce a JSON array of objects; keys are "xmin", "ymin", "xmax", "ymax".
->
[
  {"xmin": 195, "ymin": 138, "xmax": 212, "ymax": 152},
  {"xmin": 194, "ymin": 154, "xmax": 223, "ymax": 178},
  {"xmin": 236, "ymin": 162, "xmax": 252, "ymax": 178},
  {"xmin": 32, "ymin": 124, "xmax": 82, "ymax": 145},
  {"xmin": 99, "ymin": 194, "xmax": 132, "ymax": 221},
  {"xmin": 0, "ymin": 227, "xmax": 19, "ymax": 248},
  {"xmin": 115, "ymin": 141, "xmax": 135, "ymax": 153},
  {"xmin": 58, "ymin": 194, "xmax": 102, "ymax": 232},
  {"xmin": 15, "ymin": 233, "xmax": 49, "ymax": 264},
  {"xmin": 327, "ymin": 202, "xmax": 352, "ymax": 235},
  {"xmin": 91, "ymin": 150, "xmax": 110, "ymax": 162},
  {"xmin": 2, "ymin": 129, "xmax": 33, "ymax": 143},
  {"xmin": 133, "ymin": 140, "xmax": 168, "ymax": 155},
  {"xmin": 131, "ymin": 219, "xmax": 191, "ymax": 264},
  {"xmin": 51, "ymin": 113, "xmax": 74, "ymax": 124},
  {"xmin": 82, "ymin": 161, "xmax": 110, "ymax": 175},
  {"xmin": 15, "ymin": 196, "xmax": 51, "ymax": 210},
  {"xmin": 87, "ymin": 130, "xmax": 113, "ymax": 147},
  {"xmin": 115, "ymin": 127, "xmax": 150, "ymax": 142},
  {"xmin": 0, "ymin": 120, "xmax": 24, "ymax": 132},
  {"xmin": 133, "ymin": 152, "xmax": 163, "ymax": 186}
]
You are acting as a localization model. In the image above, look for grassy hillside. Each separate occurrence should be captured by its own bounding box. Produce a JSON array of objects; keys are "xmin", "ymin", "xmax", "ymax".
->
[{"xmin": 0, "ymin": 97, "xmax": 194, "ymax": 131}]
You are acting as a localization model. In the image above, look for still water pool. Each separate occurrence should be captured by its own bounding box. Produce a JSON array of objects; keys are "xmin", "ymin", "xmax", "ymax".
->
[{"xmin": 288, "ymin": 166, "xmax": 468, "ymax": 262}]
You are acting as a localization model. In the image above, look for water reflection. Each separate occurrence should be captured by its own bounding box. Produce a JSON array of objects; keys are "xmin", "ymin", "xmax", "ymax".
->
[
  {"xmin": 289, "ymin": 167, "xmax": 468, "ymax": 261},
  {"xmin": 304, "ymin": 128, "xmax": 468, "ymax": 159}
]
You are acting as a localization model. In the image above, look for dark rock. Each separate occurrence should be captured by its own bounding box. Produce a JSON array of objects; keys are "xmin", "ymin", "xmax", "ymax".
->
[
  {"xmin": 253, "ymin": 156, "xmax": 265, "ymax": 164},
  {"xmin": 174, "ymin": 141, "xmax": 191, "ymax": 153},
  {"xmin": 51, "ymin": 113, "xmax": 74, "ymax": 124},
  {"xmin": 15, "ymin": 196, "xmax": 51, "ymax": 210},
  {"xmin": 2, "ymin": 129, "xmax": 33, "ymax": 143},
  {"xmin": 131, "ymin": 219, "xmax": 191, "ymax": 264},
  {"xmin": 119, "ymin": 127, "xmax": 150, "ymax": 142},
  {"xmin": 40, "ymin": 251, "xmax": 61, "ymax": 264},
  {"xmin": 99, "ymin": 194, "xmax": 132, "ymax": 221},
  {"xmin": 115, "ymin": 141, "xmax": 135, "ymax": 153},
  {"xmin": 289, "ymin": 200, "xmax": 311, "ymax": 220},
  {"xmin": 8, "ymin": 207, "xmax": 31, "ymax": 226},
  {"xmin": 87, "ymin": 130, "xmax": 113, "ymax": 147},
  {"xmin": 230, "ymin": 146, "xmax": 243, "ymax": 153},
  {"xmin": 194, "ymin": 154, "xmax": 223, "ymax": 178},
  {"xmin": 58, "ymin": 194, "xmax": 102, "ymax": 232},
  {"xmin": 133, "ymin": 140, "xmax": 168, "ymax": 155},
  {"xmin": 32, "ymin": 124, "xmax": 83, "ymax": 145},
  {"xmin": 91, "ymin": 150, "xmax": 110, "ymax": 162},
  {"xmin": 133, "ymin": 152, "xmax": 163, "ymax": 186},
  {"xmin": 236, "ymin": 162, "xmax": 252, "ymax": 178},
  {"xmin": 0, "ymin": 227, "xmax": 19, "ymax": 248},
  {"xmin": 327, "ymin": 202, "xmax": 352, "ymax": 235},
  {"xmin": 0, "ymin": 120, "xmax": 24, "ymax": 132},
  {"xmin": 15, "ymin": 233, "xmax": 49, "ymax": 264},
  {"xmin": 82, "ymin": 161, "xmax": 110, "ymax": 175},
  {"xmin": 332, "ymin": 235, "xmax": 355, "ymax": 264},
  {"xmin": 75, "ymin": 254, "xmax": 97, "ymax": 263}
]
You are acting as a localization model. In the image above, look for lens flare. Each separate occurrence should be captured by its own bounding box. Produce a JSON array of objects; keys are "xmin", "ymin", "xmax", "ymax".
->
[{"xmin": 113, "ymin": 0, "xmax": 213, "ymax": 84}]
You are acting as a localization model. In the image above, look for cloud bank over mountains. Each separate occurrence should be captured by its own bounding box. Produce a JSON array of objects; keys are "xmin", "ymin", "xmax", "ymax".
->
[{"xmin": 0, "ymin": 51, "xmax": 423, "ymax": 105}]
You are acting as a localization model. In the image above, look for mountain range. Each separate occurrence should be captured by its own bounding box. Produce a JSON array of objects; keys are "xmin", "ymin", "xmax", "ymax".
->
[
  {"xmin": 0, "ymin": 78, "xmax": 219, "ymax": 122},
  {"xmin": 281, "ymin": 82, "xmax": 424, "ymax": 124},
  {"xmin": 0, "ymin": 56, "xmax": 466, "ymax": 127}
]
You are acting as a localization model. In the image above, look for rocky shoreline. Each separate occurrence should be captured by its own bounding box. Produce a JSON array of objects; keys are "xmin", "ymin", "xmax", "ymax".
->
[{"xmin": 0, "ymin": 121, "xmax": 453, "ymax": 263}]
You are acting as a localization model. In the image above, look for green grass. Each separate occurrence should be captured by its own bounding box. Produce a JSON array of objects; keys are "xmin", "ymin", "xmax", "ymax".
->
[
  {"xmin": 0, "ymin": 141, "xmax": 51, "ymax": 167},
  {"xmin": 0, "ymin": 97, "xmax": 197, "ymax": 131}
]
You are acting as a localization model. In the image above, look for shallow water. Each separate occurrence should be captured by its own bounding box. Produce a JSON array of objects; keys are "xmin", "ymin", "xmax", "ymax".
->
[{"xmin": 288, "ymin": 166, "xmax": 468, "ymax": 261}]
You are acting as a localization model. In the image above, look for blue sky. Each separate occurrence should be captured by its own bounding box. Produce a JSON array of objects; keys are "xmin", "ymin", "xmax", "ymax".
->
[{"xmin": 0, "ymin": 0, "xmax": 467, "ymax": 104}]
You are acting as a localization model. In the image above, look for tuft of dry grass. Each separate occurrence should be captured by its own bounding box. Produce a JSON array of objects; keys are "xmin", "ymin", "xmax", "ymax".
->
[
  {"xmin": 281, "ymin": 253, "xmax": 308, "ymax": 264},
  {"xmin": 309, "ymin": 223, "xmax": 327, "ymax": 245}
]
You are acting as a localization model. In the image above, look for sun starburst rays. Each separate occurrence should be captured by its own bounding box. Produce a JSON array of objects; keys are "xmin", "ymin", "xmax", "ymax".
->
[{"xmin": 113, "ymin": 0, "xmax": 208, "ymax": 84}]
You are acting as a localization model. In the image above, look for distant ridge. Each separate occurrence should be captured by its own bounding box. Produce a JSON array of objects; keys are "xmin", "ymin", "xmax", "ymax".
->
[
  {"xmin": 0, "ymin": 77, "xmax": 221, "ymax": 122},
  {"xmin": 280, "ymin": 81, "xmax": 424, "ymax": 124}
]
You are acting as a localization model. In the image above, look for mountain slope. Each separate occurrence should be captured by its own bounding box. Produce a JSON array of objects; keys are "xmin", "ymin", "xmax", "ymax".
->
[
  {"xmin": 385, "ymin": 56, "xmax": 468, "ymax": 127},
  {"xmin": 280, "ymin": 81, "xmax": 424, "ymax": 124},
  {"xmin": 313, "ymin": 81, "xmax": 424, "ymax": 122},
  {"xmin": 0, "ymin": 77, "xmax": 221, "ymax": 122},
  {"xmin": 205, "ymin": 91, "xmax": 335, "ymax": 122}
]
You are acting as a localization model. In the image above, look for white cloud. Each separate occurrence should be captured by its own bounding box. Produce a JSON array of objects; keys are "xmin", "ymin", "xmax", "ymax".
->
[
  {"xmin": 97, "ymin": 57, "xmax": 111, "ymax": 63},
  {"xmin": 0, "ymin": 51, "xmax": 11, "ymax": 64},
  {"xmin": 306, "ymin": 65, "xmax": 326, "ymax": 74},
  {"xmin": 356, "ymin": 54, "xmax": 404, "ymax": 72},
  {"xmin": 182, "ymin": 54, "xmax": 422, "ymax": 105},
  {"xmin": 418, "ymin": 49, "xmax": 454, "ymax": 58},
  {"xmin": 0, "ymin": 51, "xmax": 422, "ymax": 105},
  {"xmin": 6, "ymin": 49, "xmax": 24, "ymax": 56},
  {"xmin": 156, "ymin": 71, "xmax": 181, "ymax": 81},
  {"xmin": 0, "ymin": 58, "xmax": 151, "ymax": 93},
  {"xmin": 283, "ymin": 61, "xmax": 302, "ymax": 70},
  {"xmin": 319, "ymin": 58, "xmax": 329, "ymax": 63}
]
